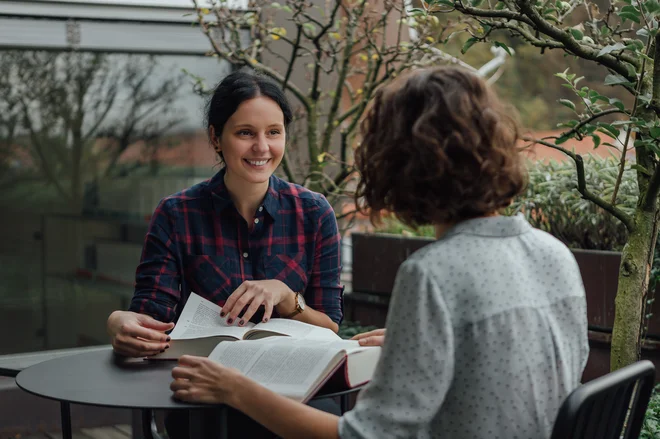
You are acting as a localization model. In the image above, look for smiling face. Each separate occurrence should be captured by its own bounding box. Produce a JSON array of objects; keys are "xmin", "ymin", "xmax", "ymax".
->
[{"xmin": 215, "ymin": 96, "xmax": 286, "ymax": 188}]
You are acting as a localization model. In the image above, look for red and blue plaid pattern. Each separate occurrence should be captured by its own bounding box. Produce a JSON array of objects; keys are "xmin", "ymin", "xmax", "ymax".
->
[{"xmin": 129, "ymin": 168, "xmax": 343, "ymax": 324}]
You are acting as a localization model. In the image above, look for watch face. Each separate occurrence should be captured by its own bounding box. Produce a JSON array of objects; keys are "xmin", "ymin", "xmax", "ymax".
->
[{"xmin": 297, "ymin": 293, "xmax": 306, "ymax": 311}]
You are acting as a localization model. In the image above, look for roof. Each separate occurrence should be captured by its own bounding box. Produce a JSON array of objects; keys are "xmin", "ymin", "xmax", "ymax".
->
[{"xmin": 0, "ymin": 0, "xmax": 247, "ymax": 22}]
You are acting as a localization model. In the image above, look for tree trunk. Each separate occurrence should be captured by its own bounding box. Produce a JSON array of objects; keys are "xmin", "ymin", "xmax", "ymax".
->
[{"xmin": 610, "ymin": 207, "xmax": 658, "ymax": 370}]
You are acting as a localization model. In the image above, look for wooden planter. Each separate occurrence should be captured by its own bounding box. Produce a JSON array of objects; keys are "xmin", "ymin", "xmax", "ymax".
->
[{"xmin": 346, "ymin": 232, "xmax": 660, "ymax": 382}]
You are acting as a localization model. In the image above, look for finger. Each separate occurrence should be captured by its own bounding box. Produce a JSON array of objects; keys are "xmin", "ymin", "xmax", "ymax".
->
[
  {"xmin": 358, "ymin": 335, "xmax": 385, "ymax": 346},
  {"xmin": 173, "ymin": 389, "xmax": 191, "ymax": 401},
  {"xmin": 172, "ymin": 366, "xmax": 196, "ymax": 380},
  {"xmin": 170, "ymin": 380, "xmax": 191, "ymax": 393},
  {"xmin": 117, "ymin": 333, "xmax": 169, "ymax": 353},
  {"xmin": 228, "ymin": 290, "xmax": 256, "ymax": 323},
  {"xmin": 138, "ymin": 315, "xmax": 175, "ymax": 332},
  {"xmin": 179, "ymin": 355, "xmax": 205, "ymax": 367},
  {"xmin": 262, "ymin": 300, "xmax": 274, "ymax": 323},
  {"xmin": 113, "ymin": 342, "xmax": 164, "ymax": 358},
  {"xmin": 351, "ymin": 328, "xmax": 385, "ymax": 340},
  {"xmin": 239, "ymin": 297, "xmax": 264, "ymax": 326},
  {"xmin": 222, "ymin": 283, "xmax": 249, "ymax": 317},
  {"xmin": 123, "ymin": 323, "xmax": 171, "ymax": 343}
]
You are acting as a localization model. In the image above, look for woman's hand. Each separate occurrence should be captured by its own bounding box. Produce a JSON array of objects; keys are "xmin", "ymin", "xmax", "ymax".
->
[
  {"xmin": 171, "ymin": 355, "xmax": 243, "ymax": 405},
  {"xmin": 107, "ymin": 310, "xmax": 174, "ymax": 357},
  {"xmin": 351, "ymin": 328, "xmax": 386, "ymax": 347},
  {"xmin": 221, "ymin": 279, "xmax": 294, "ymax": 326}
]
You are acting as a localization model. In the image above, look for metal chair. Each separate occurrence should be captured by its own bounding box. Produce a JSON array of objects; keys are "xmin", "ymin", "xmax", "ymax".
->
[{"xmin": 550, "ymin": 360, "xmax": 656, "ymax": 439}]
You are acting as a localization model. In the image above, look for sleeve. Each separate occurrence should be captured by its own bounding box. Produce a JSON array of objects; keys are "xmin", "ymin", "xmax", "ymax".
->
[
  {"xmin": 339, "ymin": 259, "xmax": 454, "ymax": 439},
  {"xmin": 128, "ymin": 198, "xmax": 181, "ymax": 322},
  {"xmin": 304, "ymin": 196, "xmax": 344, "ymax": 324}
]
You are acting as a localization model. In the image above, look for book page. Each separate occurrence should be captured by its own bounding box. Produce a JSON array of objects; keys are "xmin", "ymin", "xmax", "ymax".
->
[
  {"xmin": 208, "ymin": 338, "xmax": 342, "ymax": 399},
  {"xmin": 246, "ymin": 318, "xmax": 341, "ymax": 341},
  {"xmin": 169, "ymin": 292, "xmax": 253, "ymax": 340}
]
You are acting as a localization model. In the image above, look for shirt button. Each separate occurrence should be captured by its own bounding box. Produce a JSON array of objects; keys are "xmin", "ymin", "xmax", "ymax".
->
[
  {"xmin": 254, "ymin": 218, "xmax": 259, "ymax": 224},
  {"xmin": 242, "ymin": 252, "xmax": 248, "ymax": 258},
  {"xmin": 258, "ymin": 206, "xmax": 263, "ymax": 212}
]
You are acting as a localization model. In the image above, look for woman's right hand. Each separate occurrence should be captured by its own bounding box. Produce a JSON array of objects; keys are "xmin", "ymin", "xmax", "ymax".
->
[
  {"xmin": 107, "ymin": 310, "xmax": 174, "ymax": 357},
  {"xmin": 351, "ymin": 328, "xmax": 386, "ymax": 347}
]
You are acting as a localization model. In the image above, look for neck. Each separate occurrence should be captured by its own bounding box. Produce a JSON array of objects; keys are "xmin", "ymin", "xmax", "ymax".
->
[
  {"xmin": 224, "ymin": 170, "xmax": 269, "ymax": 222},
  {"xmin": 434, "ymin": 211, "xmax": 500, "ymax": 239}
]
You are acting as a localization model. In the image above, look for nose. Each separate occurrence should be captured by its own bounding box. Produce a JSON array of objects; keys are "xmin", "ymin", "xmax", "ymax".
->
[{"xmin": 252, "ymin": 133, "xmax": 269, "ymax": 153}]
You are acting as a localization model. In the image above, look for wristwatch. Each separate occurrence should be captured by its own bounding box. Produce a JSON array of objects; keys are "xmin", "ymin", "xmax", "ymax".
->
[{"xmin": 283, "ymin": 292, "xmax": 306, "ymax": 319}]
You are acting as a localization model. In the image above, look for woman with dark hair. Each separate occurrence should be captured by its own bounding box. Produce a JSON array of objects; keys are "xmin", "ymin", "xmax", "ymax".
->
[
  {"xmin": 107, "ymin": 68, "xmax": 342, "ymax": 353},
  {"xmin": 169, "ymin": 66, "xmax": 589, "ymax": 439},
  {"xmin": 105, "ymin": 69, "xmax": 344, "ymax": 436}
]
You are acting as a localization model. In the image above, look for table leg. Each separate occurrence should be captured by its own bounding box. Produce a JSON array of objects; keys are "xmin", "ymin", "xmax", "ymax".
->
[
  {"xmin": 60, "ymin": 401, "xmax": 72, "ymax": 439},
  {"xmin": 141, "ymin": 409, "xmax": 155, "ymax": 439}
]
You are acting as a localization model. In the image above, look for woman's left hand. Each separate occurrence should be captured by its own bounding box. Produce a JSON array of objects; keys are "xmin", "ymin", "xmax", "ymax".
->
[
  {"xmin": 170, "ymin": 355, "xmax": 242, "ymax": 405},
  {"xmin": 221, "ymin": 279, "xmax": 293, "ymax": 325}
]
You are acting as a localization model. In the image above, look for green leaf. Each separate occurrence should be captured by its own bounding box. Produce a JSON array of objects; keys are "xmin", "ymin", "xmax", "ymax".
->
[
  {"xmin": 569, "ymin": 28, "xmax": 584, "ymax": 40},
  {"xmin": 618, "ymin": 11, "xmax": 641, "ymax": 23},
  {"xmin": 651, "ymin": 127, "xmax": 660, "ymax": 138},
  {"xmin": 303, "ymin": 22, "xmax": 317, "ymax": 33},
  {"xmin": 470, "ymin": 0, "xmax": 484, "ymax": 6},
  {"xmin": 597, "ymin": 42, "xmax": 626, "ymax": 57},
  {"xmin": 609, "ymin": 98, "xmax": 626, "ymax": 111},
  {"xmin": 598, "ymin": 123, "xmax": 620, "ymax": 138},
  {"xmin": 592, "ymin": 135, "xmax": 601, "ymax": 148},
  {"xmin": 631, "ymin": 164, "xmax": 652, "ymax": 176},
  {"xmin": 494, "ymin": 41, "xmax": 513, "ymax": 55},
  {"xmin": 435, "ymin": 0, "xmax": 455, "ymax": 5},
  {"xmin": 462, "ymin": 37, "xmax": 479, "ymax": 54},
  {"xmin": 559, "ymin": 98, "xmax": 576, "ymax": 111},
  {"xmin": 621, "ymin": 5, "xmax": 640, "ymax": 13},
  {"xmin": 604, "ymin": 74, "xmax": 632, "ymax": 86},
  {"xmin": 556, "ymin": 135, "xmax": 571, "ymax": 145}
]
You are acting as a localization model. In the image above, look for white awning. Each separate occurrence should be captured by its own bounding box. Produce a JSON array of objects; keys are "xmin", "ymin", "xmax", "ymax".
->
[{"xmin": 0, "ymin": 0, "xmax": 247, "ymax": 23}]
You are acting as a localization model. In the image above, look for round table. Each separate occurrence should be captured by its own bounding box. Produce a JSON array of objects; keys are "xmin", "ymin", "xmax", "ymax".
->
[{"xmin": 16, "ymin": 346, "xmax": 362, "ymax": 439}]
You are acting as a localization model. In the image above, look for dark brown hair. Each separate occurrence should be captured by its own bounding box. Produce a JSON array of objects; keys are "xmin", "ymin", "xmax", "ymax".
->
[{"xmin": 354, "ymin": 65, "xmax": 526, "ymax": 228}]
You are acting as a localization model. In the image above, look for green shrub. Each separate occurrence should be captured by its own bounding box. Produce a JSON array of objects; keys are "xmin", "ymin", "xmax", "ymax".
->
[
  {"xmin": 506, "ymin": 156, "xmax": 637, "ymax": 251},
  {"xmin": 641, "ymin": 385, "xmax": 660, "ymax": 438}
]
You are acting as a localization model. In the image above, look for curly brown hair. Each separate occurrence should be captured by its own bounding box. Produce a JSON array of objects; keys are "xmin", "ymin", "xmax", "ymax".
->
[{"xmin": 354, "ymin": 65, "xmax": 527, "ymax": 228}]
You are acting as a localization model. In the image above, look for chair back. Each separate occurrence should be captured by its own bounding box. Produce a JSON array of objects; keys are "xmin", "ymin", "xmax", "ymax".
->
[{"xmin": 550, "ymin": 360, "xmax": 655, "ymax": 439}]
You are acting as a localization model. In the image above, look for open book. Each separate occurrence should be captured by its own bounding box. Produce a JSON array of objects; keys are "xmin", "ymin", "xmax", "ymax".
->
[
  {"xmin": 151, "ymin": 292, "xmax": 343, "ymax": 359},
  {"xmin": 150, "ymin": 293, "xmax": 381, "ymax": 401}
]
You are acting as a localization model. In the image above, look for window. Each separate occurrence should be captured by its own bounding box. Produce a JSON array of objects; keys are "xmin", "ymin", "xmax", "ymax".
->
[{"xmin": 0, "ymin": 3, "xmax": 240, "ymax": 354}]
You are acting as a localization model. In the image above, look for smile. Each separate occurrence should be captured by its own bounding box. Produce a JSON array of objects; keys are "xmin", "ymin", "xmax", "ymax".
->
[{"xmin": 244, "ymin": 159, "xmax": 270, "ymax": 167}]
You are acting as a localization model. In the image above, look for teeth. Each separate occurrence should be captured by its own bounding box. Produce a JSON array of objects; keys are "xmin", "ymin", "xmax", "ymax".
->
[{"xmin": 247, "ymin": 160, "xmax": 268, "ymax": 166}]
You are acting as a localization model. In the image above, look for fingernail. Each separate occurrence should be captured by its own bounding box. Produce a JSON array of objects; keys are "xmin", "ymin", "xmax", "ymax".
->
[
  {"xmin": 220, "ymin": 312, "xmax": 226, "ymax": 317},
  {"xmin": 166, "ymin": 337, "xmax": 171, "ymax": 342},
  {"xmin": 165, "ymin": 345, "xmax": 170, "ymax": 349},
  {"xmin": 262, "ymin": 318, "xmax": 268, "ymax": 323},
  {"xmin": 239, "ymin": 319, "xmax": 245, "ymax": 326},
  {"xmin": 160, "ymin": 349, "xmax": 165, "ymax": 353},
  {"xmin": 227, "ymin": 318, "xmax": 233, "ymax": 324}
]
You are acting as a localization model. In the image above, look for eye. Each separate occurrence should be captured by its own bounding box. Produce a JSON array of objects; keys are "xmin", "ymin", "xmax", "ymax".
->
[
  {"xmin": 237, "ymin": 129, "xmax": 253, "ymax": 137},
  {"xmin": 268, "ymin": 129, "xmax": 282, "ymax": 136}
]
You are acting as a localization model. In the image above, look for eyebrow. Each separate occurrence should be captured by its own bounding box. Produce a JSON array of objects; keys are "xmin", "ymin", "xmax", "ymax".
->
[{"xmin": 233, "ymin": 123, "xmax": 284, "ymax": 129}]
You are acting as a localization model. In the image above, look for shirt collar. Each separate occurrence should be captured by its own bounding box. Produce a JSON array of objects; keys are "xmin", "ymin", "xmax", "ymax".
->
[
  {"xmin": 442, "ymin": 213, "xmax": 531, "ymax": 239},
  {"xmin": 208, "ymin": 167, "xmax": 280, "ymax": 221}
]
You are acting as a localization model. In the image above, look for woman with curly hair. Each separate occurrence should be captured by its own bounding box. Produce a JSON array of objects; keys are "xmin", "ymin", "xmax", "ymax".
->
[{"xmin": 169, "ymin": 66, "xmax": 589, "ymax": 439}]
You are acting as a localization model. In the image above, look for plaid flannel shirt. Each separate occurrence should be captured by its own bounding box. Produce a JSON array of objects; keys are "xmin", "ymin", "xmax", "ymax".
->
[{"xmin": 129, "ymin": 168, "xmax": 343, "ymax": 324}]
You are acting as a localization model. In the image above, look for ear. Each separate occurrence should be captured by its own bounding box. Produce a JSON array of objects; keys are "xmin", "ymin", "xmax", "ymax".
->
[{"xmin": 209, "ymin": 126, "xmax": 221, "ymax": 152}]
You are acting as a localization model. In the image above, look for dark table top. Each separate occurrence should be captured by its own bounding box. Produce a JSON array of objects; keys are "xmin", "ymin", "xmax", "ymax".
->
[
  {"xmin": 14, "ymin": 346, "xmax": 363, "ymax": 411},
  {"xmin": 15, "ymin": 347, "xmax": 208, "ymax": 410}
]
